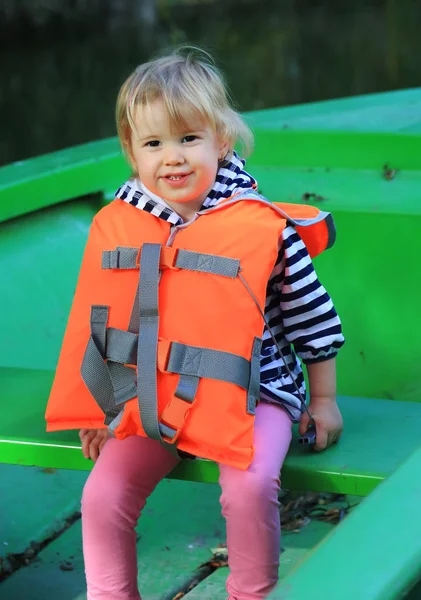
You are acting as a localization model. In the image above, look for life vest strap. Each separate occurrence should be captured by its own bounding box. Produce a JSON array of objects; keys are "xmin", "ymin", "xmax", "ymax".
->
[
  {"xmin": 166, "ymin": 341, "xmax": 252, "ymax": 391},
  {"xmin": 90, "ymin": 322, "xmax": 260, "ymax": 441},
  {"xmin": 248, "ymin": 336, "xmax": 262, "ymax": 416},
  {"xmin": 102, "ymin": 247, "xmax": 139, "ymax": 270},
  {"xmin": 83, "ymin": 243, "xmax": 261, "ymax": 451},
  {"xmin": 101, "ymin": 327, "xmax": 259, "ymax": 400},
  {"xmin": 174, "ymin": 374, "xmax": 199, "ymax": 403},
  {"xmin": 86, "ymin": 322, "xmax": 260, "ymax": 405},
  {"xmin": 107, "ymin": 362, "xmax": 137, "ymax": 405},
  {"xmin": 158, "ymin": 337, "xmax": 262, "ymax": 442},
  {"xmin": 102, "ymin": 246, "xmax": 240, "ymax": 278},
  {"xmin": 80, "ymin": 305, "xmax": 121, "ymax": 425},
  {"xmin": 135, "ymin": 243, "xmax": 178, "ymax": 454},
  {"xmin": 175, "ymin": 249, "xmax": 240, "ymax": 278},
  {"xmin": 104, "ymin": 327, "xmax": 138, "ymax": 365}
]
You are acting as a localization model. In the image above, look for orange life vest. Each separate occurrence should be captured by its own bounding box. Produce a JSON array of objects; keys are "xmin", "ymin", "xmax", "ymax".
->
[{"xmin": 45, "ymin": 191, "xmax": 335, "ymax": 469}]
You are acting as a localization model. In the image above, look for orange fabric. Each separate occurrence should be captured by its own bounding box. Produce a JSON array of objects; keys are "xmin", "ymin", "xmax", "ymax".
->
[
  {"xmin": 273, "ymin": 202, "xmax": 331, "ymax": 257},
  {"xmin": 45, "ymin": 196, "xmax": 333, "ymax": 469}
]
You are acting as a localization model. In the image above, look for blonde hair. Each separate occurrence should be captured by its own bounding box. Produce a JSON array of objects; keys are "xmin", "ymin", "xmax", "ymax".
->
[{"xmin": 116, "ymin": 46, "xmax": 253, "ymax": 171}]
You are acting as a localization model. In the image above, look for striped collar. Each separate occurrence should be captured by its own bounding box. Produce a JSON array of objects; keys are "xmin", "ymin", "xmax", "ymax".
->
[{"xmin": 114, "ymin": 151, "xmax": 257, "ymax": 226}]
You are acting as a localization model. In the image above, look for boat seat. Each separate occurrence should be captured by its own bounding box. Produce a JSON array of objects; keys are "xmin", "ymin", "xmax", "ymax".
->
[{"xmin": 2, "ymin": 366, "xmax": 421, "ymax": 497}]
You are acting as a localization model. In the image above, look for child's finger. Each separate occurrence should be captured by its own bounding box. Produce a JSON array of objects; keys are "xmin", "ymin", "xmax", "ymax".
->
[
  {"xmin": 326, "ymin": 432, "xmax": 335, "ymax": 449},
  {"xmin": 298, "ymin": 412, "xmax": 311, "ymax": 436},
  {"xmin": 314, "ymin": 426, "xmax": 328, "ymax": 452},
  {"xmin": 89, "ymin": 442, "xmax": 100, "ymax": 462},
  {"xmin": 81, "ymin": 436, "xmax": 91, "ymax": 458},
  {"xmin": 82, "ymin": 431, "xmax": 97, "ymax": 459},
  {"xmin": 90, "ymin": 432, "xmax": 106, "ymax": 462},
  {"xmin": 79, "ymin": 429, "xmax": 89, "ymax": 441}
]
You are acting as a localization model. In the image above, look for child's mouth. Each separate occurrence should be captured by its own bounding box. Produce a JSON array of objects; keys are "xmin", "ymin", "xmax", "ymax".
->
[{"xmin": 163, "ymin": 173, "xmax": 192, "ymax": 187}]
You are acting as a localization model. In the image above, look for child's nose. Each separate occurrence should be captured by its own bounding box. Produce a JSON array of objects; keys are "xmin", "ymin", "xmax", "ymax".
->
[{"xmin": 164, "ymin": 145, "xmax": 185, "ymax": 165}]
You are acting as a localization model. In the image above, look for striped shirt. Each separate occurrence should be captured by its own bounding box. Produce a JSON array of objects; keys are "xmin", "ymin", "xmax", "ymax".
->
[{"xmin": 115, "ymin": 153, "xmax": 344, "ymax": 422}]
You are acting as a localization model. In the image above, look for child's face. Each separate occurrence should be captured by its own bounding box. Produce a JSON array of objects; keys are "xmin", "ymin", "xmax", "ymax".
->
[{"xmin": 129, "ymin": 99, "xmax": 228, "ymax": 214}]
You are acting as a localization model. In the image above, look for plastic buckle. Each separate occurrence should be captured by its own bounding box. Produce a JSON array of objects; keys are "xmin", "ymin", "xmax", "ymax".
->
[
  {"xmin": 157, "ymin": 339, "xmax": 172, "ymax": 372},
  {"xmin": 298, "ymin": 425, "xmax": 317, "ymax": 446},
  {"xmin": 160, "ymin": 246, "xmax": 179, "ymax": 270},
  {"xmin": 160, "ymin": 421, "xmax": 182, "ymax": 445}
]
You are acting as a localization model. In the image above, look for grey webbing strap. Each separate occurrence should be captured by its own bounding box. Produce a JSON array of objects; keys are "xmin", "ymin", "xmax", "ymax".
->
[
  {"xmin": 136, "ymin": 243, "xmax": 162, "ymax": 440},
  {"xmin": 105, "ymin": 328, "xmax": 138, "ymax": 365},
  {"xmin": 102, "ymin": 247, "xmax": 240, "ymax": 278},
  {"xmin": 175, "ymin": 250, "xmax": 240, "ymax": 278},
  {"xmin": 247, "ymin": 337, "xmax": 262, "ymax": 415},
  {"xmin": 174, "ymin": 374, "xmax": 200, "ymax": 403},
  {"xmin": 102, "ymin": 247, "xmax": 139, "ymax": 270},
  {"xmin": 136, "ymin": 244, "xmax": 178, "ymax": 454},
  {"xmin": 232, "ymin": 190, "xmax": 267, "ymax": 203},
  {"xmin": 102, "ymin": 247, "xmax": 142, "ymax": 333},
  {"xmin": 232, "ymin": 189, "xmax": 333, "ymax": 228},
  {"xmin": 167, "ymin": 342, "xmax": 251, "ymax": 390},
  {"xmin": 90, "ymin": 305, "xmax": 108, "ymax": 355},
  {"xmin": 107, "ymin": 362, "xmax": 137, "ymax": 405},
  {"xmin": 159, "ymin": 422, "xmax": 177, "ymax": 439},
  {"xmin": 81, "ymin": 306, "xmax": 119, "ymax": 425},
  {"xmin": 107, "ymin": 400, "xmax": 190, "ymax": 441},
  {"xmin": 128, "ymin": 284, "xmax": 141, "ymax": 334},
  {"xmin": 108, "ymin": 408, "xmax": 124, "ymax": 435}
]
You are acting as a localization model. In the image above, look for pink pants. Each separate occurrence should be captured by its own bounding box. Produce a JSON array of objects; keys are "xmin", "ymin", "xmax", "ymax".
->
[{"xmin": 81, "ymin": 403, "xmax": 292, "ymax": 600}]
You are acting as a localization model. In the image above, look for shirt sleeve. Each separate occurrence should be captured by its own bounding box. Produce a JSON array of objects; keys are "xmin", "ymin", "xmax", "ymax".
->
[{"xmin": 269, "ymin": 225, "xmax": 345, "ymax": 364}]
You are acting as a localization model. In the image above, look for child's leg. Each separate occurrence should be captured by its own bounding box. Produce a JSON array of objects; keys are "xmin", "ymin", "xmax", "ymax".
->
[
  {"xmin": 219, "ymin": 403, "xmax": 292, "ymax": 600},
  {"xmin": 81, "ymin": 435, "xmax": 180, "ymax": 600}
]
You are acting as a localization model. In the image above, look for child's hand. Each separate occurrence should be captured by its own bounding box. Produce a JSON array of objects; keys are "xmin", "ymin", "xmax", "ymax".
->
[
  {"xmin": 298, "ymin": 397, "xmax": 343, "ymax": 453},
  {"xmin": 79, "ymin": 428, "xmax": 110, "ymax": 462}
]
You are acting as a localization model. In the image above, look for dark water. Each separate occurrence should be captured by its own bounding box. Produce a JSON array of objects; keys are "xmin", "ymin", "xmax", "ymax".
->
[{"xmin": 1, "ymin": 0, "xmax": 420, "ymax": 166}]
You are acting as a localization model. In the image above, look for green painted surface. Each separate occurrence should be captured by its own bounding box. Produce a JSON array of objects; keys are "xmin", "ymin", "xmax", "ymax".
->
[
  {"xmin": 1, "ymin": 88, "xmax": 421, "ymax": 598},
  {"xmin": 252, "ymin": 165, "xmax": 421, "ymax": 216},
  {"xmin": 0, "ymin": 476, "xmax": 341, "ymax": 600},
  {"xmin": 186, "ymin": 520, "xmax": 335, "ymax": 599},
  {"xmin": 0, "ymin": 479, "xmax": 226, "ymax": 600},
  {"xmin": 2, "ymin": 379, "xmax": 421, "ymax": 496},
  {"xmin": 1, "ymin": 91, "xmax": 421, "ymax": 395},
  {"xmin": 406, "ymin": 579, "xmax": 421, "ymax": 600},
  {"xmin": 0, "ymin": 465, "xmax": 86, "ymax": 559},
  {"xmin": 270, "ymin": 447, "xmax": 421, "ymax": 600},
  {"xmin": 245, "ymin": 88, "xmax": 421, "ymax": 135},
  {"xmin": 1, "ymin": 199, "xmax": 103, "ymax": 370},
  {"xmin": 1, "ymin": 89, "xmax": 421, "ymax": 225},
  {"xmin": 2, "ymin": 171, "xmax": 421, "ymax": 399},
  {"xmin": 0, "ymin": 138, "xmax": 128, "ymax": 224}
]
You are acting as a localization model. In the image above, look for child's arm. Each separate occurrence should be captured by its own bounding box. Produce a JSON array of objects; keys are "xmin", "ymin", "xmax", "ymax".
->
[
  {"xmin": 79, "ymin": 429, "xmax": 110, "ymax": 461},
  {"xmin": 272, "ymin": 225, "xmax": 345, "ymax": 449},
  {"xmin": 298, "ymin": 357, "xmax": 343, "ymax": 452}
]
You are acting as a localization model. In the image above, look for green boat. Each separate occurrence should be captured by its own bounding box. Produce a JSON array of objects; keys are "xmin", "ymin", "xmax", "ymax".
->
[{"xmin": 1, "ymin": 88, "xmax": 421, "ymax": 599}]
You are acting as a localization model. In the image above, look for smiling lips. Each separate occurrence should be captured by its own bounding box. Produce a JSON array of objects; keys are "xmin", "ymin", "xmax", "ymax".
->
[{"xmin": 162, "ymin": 172, "xmax": 192, "ymax": 187}]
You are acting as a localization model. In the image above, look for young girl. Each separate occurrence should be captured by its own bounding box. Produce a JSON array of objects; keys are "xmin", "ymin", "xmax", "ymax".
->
[{"xmin": 78, "ymin": 48, "xmax": 344, "ymax": 599}]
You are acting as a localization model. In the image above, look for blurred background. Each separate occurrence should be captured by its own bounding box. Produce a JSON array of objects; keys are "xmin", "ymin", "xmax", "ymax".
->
[{"xmin": 1, "ymin": 0, "xmax": 420, "ymax": 166}]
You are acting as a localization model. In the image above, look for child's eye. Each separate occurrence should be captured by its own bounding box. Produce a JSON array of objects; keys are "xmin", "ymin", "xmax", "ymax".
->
[
  {"xmin": 145, "ymin": 140, "xmax": 161, "ymax": 147},
  {"xmin": 182, "ymin": 135, "xmax": 197, "ymax": 143}
]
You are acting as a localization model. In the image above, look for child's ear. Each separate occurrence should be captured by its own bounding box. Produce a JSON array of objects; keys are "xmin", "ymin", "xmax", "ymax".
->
[{"xmin": 218, "ymin": 138, "xmax": 230, "ymax": 161}]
